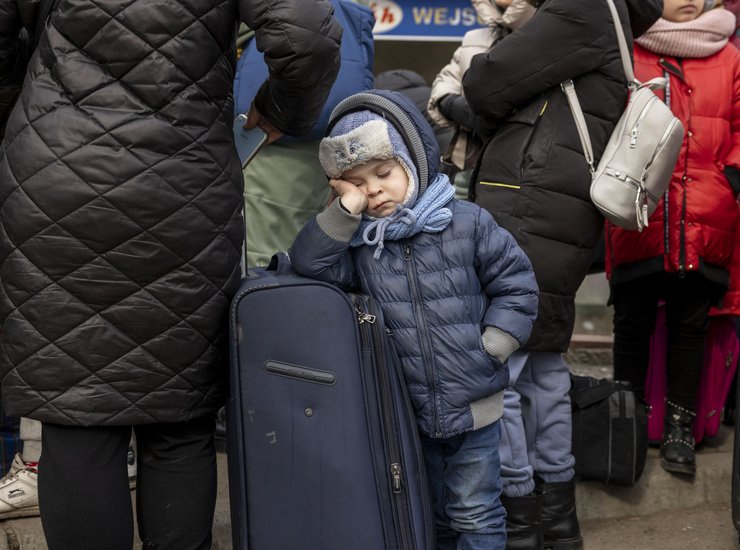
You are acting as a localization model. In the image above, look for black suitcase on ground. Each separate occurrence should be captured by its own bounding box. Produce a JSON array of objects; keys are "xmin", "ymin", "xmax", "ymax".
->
[{"xmin": 226, "ymin": 260, "xmax": 434, "ymax": 549}]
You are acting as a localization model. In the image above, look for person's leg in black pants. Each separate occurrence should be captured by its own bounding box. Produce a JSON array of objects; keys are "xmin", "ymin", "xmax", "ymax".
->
[
  {"xmin": 659, "ymin": 273, "xmax": 716, "ymax": 475},
  {"xmin": 39, "ymin": 424, "xmax": 133, "ymax": 550},
  {"xmin": 38, "ymin": 415, "xmax": 217, "ymax": 550},
  {"xmin": 612, "ymin": 273, "xmax": 662, "ymax": 399},
  {"xmin": 663, "ymin": 273, "xmax": 715, "ymax": 410},
  {"xmin": 135, "ymin": 415, "xmax": 217, "ymax": 550}
]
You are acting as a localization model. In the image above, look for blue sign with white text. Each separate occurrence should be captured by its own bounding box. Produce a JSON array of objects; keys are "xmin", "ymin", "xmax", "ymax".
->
[{"xmin": 370, "ymin": 0, "xmax": 485, "ymax": 41}]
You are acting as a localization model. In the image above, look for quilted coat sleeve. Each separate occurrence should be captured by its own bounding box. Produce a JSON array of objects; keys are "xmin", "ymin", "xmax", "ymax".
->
[
  {"xmin": 238, "ymin": 0, "xmax": 342, "ymax": 136},
  {"xmin": 0, "ymin": 0, "xmax": 31, "ymax": 138},
  {"xmin": 475, "ymin": 207, "xmax": 538, "ymax": 346},
  {"xmin": 463, "ymin": 0, "xmax": 615, "ymax": 121}
]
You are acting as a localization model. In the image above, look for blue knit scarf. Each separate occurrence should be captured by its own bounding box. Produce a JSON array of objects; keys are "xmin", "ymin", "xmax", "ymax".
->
[{"xmin": 350, "ymin": 174, "xmax": 456, "ymax": 259}]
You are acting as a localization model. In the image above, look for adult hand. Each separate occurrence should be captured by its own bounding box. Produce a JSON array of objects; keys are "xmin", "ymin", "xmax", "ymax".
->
[{"xmin": 243, "ymin": 103, "xmax": 283, "ymax": 144}]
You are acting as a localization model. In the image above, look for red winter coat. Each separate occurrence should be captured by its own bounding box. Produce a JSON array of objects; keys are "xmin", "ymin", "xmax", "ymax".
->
[
  {"xmin": 606, "ymin": 43, "xmax": 740, "ymax": 290},
  {"xmin": 712, "ymin": 220, "xmax": 740, "ymax": 316}
]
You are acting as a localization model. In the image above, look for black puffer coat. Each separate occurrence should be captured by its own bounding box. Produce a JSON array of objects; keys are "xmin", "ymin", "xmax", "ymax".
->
[
  {"xmin": 0, "ymin": 1, "xmax": 30, "ymax": 138},
  {"xmin": 463, "ymin": 0, "xmax": 661, "ymax": 352},
  {"xmin": 0, "ymin": 0, "xmax": 341, "ymax": 425}
]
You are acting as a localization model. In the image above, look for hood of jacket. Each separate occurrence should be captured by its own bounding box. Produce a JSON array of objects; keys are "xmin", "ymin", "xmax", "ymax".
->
[
  {"xmin": 623, "ymin": 0, "xmax": 663, "ymax": 37},
  {"xmin": 325, "ymin": 89, "xmax": 441, "ymax": 200}
]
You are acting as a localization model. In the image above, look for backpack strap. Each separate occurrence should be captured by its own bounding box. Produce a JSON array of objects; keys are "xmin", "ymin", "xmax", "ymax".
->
[
  {"xmin": 561, "ymin": 80, "xmax": 595, "ymax": 175},
  {"xmin": 560, "ymin": 0, "xmax": 667, "ymax": 176},
  {"xmin": 558, "ymin": 0, "xmax": 632, "ymax": 175},
  {"xmin": 603, "ymin": 0, "xmax": 635, "ymax": 85}
]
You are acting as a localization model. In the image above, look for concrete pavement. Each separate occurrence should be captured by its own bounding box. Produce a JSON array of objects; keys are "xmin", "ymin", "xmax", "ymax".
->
[
  {"xmin": 0, "ymin": 340, "xmax": 734, "ymax": 549},
  {"xmin": 0, "ymin": 424, "xmax": 736, "ymax": 549}
]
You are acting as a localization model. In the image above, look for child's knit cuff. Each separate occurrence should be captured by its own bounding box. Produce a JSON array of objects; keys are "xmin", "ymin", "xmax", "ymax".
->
[
  {"xmin": 482, "ymin": 326, "xmax": 520, "ymax": 363},
  {"xmin": 316, "ymin": 199, "xmax": 362, "ymax": 243}
]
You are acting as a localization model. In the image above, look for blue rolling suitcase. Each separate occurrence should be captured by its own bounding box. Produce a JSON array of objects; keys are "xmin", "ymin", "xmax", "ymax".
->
[{"xmin": 227, "ymin": 259, "xmax": 434, "ymax": 550}]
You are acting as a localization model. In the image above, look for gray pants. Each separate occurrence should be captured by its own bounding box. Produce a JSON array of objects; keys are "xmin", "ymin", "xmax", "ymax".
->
[{"xmin": 499, "ymin": 351, "xmax": 575, "ymax": 497}]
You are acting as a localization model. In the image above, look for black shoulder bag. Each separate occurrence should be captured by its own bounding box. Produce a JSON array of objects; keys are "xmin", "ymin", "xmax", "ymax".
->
[{"xmin": 570, "ymin": 374, "xmax": 649, "ymax": 486}]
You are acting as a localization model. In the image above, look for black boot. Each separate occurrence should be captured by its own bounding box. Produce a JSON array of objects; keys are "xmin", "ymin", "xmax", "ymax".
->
[
  {"xmin": 660, "ymin": 400, "xmax": 696, "ymax": 476},
  {"xmin": 538, "ymin": 479, "xmax": 582, "ymax": 550},
  {"xmin": 501, "ymin": 492, "xmax": 543, "ymax": 550}
]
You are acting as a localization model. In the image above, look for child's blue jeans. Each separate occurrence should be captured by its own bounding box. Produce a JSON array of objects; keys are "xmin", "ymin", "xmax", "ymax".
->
[{"xmin": 420, "ymin": 421, "xmax": 506, "ymax": 550}]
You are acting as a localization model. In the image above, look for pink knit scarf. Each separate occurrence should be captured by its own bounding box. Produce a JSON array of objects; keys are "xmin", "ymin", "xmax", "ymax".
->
[{"xmin": 636, "ymin": 9, "xmax": 736, "ymax": 58}]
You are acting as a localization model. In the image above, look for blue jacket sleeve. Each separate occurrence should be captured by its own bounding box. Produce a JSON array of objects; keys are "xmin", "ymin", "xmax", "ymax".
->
[
  {"xmin": 289, "ymin": 205, "xmax": 360, "ymax": 290},
  {"xmin": 475, "ymin": 207, "xmax": 539, "ymax": 345}
]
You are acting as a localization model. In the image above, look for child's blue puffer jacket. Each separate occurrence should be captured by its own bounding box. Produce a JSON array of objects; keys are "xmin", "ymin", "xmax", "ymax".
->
[{"xmin": 290, "ymin": 91, "xmax": 538, "ymax": 438}]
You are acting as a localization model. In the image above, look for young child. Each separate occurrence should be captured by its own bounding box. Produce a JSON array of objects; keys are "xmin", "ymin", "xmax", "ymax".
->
[
  {"xmin": 607, "ymin": 0, "xmax": 740, "ymax": 475},
  {"xmin": 289, "ymin": 90, "xmax": 539, "ymax": 550}
]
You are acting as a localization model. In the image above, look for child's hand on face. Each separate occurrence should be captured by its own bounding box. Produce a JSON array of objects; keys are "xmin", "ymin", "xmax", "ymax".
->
[{"xmin": 330, "ymin": 178, "xmax": 368, "ymax": 215}]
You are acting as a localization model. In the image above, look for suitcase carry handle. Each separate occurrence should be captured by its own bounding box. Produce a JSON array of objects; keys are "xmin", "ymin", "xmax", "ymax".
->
[{"xmin": 266, "ymin": 252, "xmax": 294, "ymax": 275}]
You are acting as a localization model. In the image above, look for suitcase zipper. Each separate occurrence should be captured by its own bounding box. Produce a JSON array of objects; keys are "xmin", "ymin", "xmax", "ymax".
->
[
  {"xmin": 383, "ymin": 324, "xmax": 436, "ymax": 549},
  {"xmin": 355, "ymin": 297, "xmax": 414, "ymax": 550}
]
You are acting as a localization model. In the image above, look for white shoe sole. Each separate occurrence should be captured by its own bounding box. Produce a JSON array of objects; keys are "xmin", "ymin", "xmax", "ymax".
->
[{"xmin": 0, "ymin": 505, "xmax": 40, "ymax": 520}]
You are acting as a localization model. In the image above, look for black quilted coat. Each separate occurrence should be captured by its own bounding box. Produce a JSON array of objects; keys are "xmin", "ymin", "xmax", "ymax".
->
[
  {"xmin": 0, "ymin": 0, "xmax": 341, "ymax": 425},
  {"xmin": 463, "ymin": 0, "xmax": 662, "ymax": 353}
]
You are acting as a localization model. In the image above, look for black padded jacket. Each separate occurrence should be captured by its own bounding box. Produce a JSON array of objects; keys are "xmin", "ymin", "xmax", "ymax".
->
[{"xmin": 463, "ymin": 0, "xmax": 662, "ymax": 352}]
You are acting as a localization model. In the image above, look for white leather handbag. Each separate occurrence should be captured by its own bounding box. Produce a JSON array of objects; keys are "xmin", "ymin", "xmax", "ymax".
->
[{"xmin": 561, "ymin": 0, "xmax": 684, "ymax": 232}]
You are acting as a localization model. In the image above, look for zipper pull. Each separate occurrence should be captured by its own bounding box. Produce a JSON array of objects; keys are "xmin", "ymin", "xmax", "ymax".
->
[
  {"xmin": 635, "ymin": 190, "xmax": 644, "ymax": 231},
  {"xmin": 404, "ymin": 245, "xmax": 411, "ymax": 260},
  {"xmin": 630, "ymin": 127, "xmax": 638, "ymax": 148},
  {"xmin": 355, "ymin": 308, "xmax": 376, "ymax": 324},
  {"xmin": 641, "ymin": 187, "xmax": 650, "ymax": 229},
  {"xmin": 390, "ymin": 463, "xmax": 402, "ymax": 493},
  {"xmin": 641, "ymin": 203, "xmax": 649, "ymax": 229}
]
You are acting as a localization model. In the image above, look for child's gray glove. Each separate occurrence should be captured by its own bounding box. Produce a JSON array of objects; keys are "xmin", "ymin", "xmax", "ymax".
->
[{"xmin": 482, "ymin": 326, "xmax": 520, "ymax": 364}]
